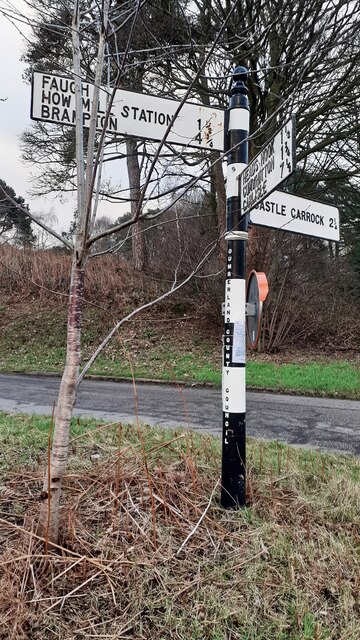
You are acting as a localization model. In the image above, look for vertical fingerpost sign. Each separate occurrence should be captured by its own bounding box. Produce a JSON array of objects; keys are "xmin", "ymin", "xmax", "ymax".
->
[{"xmin": 221, "ymin": 67, "xmax": 249, "ymax": 507}]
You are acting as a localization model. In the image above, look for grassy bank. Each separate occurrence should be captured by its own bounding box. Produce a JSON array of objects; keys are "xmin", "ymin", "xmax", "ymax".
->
[
  {"xmin": 1, "ymin": 302, "xmax": 359, "ymax": 398},
  {"xmin": 0, "ymin": 412, "xmax": 359, "ymax": 639},
  {"xmin": 246, "ymin": 360, "xmax": 360, "ymax": 399},
  {"xmin": 1, "ymin": 333, "xmax": 359, "ymax": 399}
]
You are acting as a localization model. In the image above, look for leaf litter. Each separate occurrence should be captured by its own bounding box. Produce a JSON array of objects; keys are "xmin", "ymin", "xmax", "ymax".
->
[{"xmin": 0, "ymin": 418, "xmax": 359, "ymax": 640}]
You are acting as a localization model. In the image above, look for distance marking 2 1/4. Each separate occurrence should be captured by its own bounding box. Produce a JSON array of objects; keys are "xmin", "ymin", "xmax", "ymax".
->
[{"xmin": 249, "ymin": 190, "xmax": 340, "ymax": 241}]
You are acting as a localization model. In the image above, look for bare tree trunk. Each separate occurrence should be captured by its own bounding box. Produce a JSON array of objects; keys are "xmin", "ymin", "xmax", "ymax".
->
[
  {"xmin": 38, "ymin": 262, "xmax": 84, "ymax": 542},
  {"xmin": 196, "ymin": 70, "xmax": 227, "ymax": 248},
  {"xmin": 36, "ymin": 0, "xmax": 112, "ymax": 545},
  {"xmin": 126, "ymin": 139, "xmax": 146, "ymax": 271}
]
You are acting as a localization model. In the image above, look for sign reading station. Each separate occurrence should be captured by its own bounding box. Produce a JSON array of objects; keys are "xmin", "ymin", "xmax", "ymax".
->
[
  {"xmin": 31, "ymin": 71, "xmax": 225, "ymax": 151},
  {"xmin": 249, "ymin": 190, "xmax": 340, "ymax": 241},
  {"xmin": 239, "ymin": 117, "xmax": 295, "ymax": 214}
]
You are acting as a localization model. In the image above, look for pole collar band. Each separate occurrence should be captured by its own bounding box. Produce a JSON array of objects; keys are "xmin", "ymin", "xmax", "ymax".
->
[{"xmin": 225, "ymin": 231, "xmax": 248, "ymax": 242}]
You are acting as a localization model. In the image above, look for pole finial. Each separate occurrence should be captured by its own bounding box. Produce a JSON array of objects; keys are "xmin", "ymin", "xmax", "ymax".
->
[{"xmin": 232, "ymin": 66, "xmax": 248, "ymax": 95}]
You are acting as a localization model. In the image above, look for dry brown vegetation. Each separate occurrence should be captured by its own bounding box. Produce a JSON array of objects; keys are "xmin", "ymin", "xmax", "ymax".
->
[
  {"xmin": 0, "ymin": 244, "xmax": 159, "ymax": 307},
  {"xmin": 1, "ymin": 242, "xmax": 359, "ymax": 356},
  {"xmin": 0, "ymin": 243, "xmax": 213, "ymax": 342},
  {"xmin": 0, "ymin": 415, "xmax": 359, "ymax": 640},
  {"xmin": 0, "ymin": 243, "xmax": 221, "ymax": 381}
]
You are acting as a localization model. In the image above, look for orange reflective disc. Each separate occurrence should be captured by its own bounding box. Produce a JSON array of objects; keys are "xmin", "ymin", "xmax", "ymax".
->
[
  {"xmin": 246, "ymin": 271, "xmax": 269, "ymax": 349},
  {"xmin": 255, "ymin": 272, "xmax": 269, "ymax": 302}
]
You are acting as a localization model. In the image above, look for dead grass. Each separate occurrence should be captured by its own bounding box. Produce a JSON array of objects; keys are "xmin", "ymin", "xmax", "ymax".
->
[
  {"xmin": 0, "ymin": 243, "xmax": 160, "ymax": 306},
  {"xmin": 0, "ymin": 417, "xmax": 359, "ymax": 639}
]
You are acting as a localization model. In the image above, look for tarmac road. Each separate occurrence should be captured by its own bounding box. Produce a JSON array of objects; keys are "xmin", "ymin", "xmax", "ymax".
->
[{"xmin": 0, "ymin": 373, "xmax": 359, "ymax": 456}]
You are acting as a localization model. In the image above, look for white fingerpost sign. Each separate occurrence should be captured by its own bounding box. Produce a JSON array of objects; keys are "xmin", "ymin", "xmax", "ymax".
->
[
  {"xmin": 31, "ymin": 71, "xmax": 225, "ymax": 151},
  {"xmin": 249, "ymin": 190, "xmax": 340, "ymax": 241},
  {"xmin": 239, "ymin": 117, "xmax": 295, "ymax": 214}
]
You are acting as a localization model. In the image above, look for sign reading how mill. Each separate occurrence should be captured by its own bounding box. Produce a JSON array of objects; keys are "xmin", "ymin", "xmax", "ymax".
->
[{"xmin": 31, "ymin": 71, "xmax": 225, "ymax": 151}]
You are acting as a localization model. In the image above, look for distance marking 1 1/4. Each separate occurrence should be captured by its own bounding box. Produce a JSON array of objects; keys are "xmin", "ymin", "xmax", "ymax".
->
[{"xmin": 31, "ymin": 71, "xmax": 225, "ymax": 151}]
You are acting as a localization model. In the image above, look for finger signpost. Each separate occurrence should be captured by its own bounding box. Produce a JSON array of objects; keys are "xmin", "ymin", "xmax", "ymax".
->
[
  {"xmin": 31, "ymin": 71, "xmax": 225, "ymax": 151},
  {"xmin": 30, "ymin": 66, "xmax": 341, "ymax": 511},
  {"xmin": 249, "ymin": 190, "xmax": 340, "ymax": 241},
  {"xmin": 220, "ymin": 68, "xmax": 340, "ymax": 509},
  {"xmin": 239, "ymin": 117, "xmax": 296, "ymax": 215},
  {"xmin": 221, "ymin": 67, "xmax": 249, "ymax": 508}
]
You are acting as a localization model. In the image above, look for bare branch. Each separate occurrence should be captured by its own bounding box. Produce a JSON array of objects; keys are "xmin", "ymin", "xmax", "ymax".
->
[
  {"xmin": 86, "ymin": 0, "xmax": 241, "ymax": 248},
  {"xmin": 77, "ymin": 234, "xmax": 220, "ymax": 385},
  {"xmin": 0, "ymin": 184, "xmax": 73, "ymax": 249}
]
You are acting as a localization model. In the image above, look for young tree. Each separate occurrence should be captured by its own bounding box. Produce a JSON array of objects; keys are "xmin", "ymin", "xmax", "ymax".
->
[
  {"xmin": 0, "ymin": 0, "xmax": 227, "ymax": 543},
  {"xmin": 20, "ymin": 0, "xmax": 211, "ymax": 268},
  {"xmin": 2, "ymin": 0, "xmax": 360, "ymax": 542}
]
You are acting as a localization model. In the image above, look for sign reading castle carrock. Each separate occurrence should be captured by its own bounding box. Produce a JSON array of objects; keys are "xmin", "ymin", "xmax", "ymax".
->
[
  {"xmin": 31, "ymin": 71, "xmax": 225, "ymax": 151},
  {"xmin": 249, "ymin": 190, "xmax": 340, "ymax": 241}
]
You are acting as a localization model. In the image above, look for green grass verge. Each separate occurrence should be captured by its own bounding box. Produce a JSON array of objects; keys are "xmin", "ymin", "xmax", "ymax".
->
[
  {"xmin": 1, "ymin": 346, "xmax": 360, "ymax": 398},
  {"xmin": 0, "ymin": 307, "xmax": 359, "ymax": 397},
  {"xmin": 246, "ymin": 360, "xmax": 360, "ymax": 399},
  {"xmin": 90, "ymin": 348, "xmax": 222, "ymax": 384},
  {"xmin": 89, "ymin": 357, "xmax": 360, "ymax": 399},
  {"xmin": 0, "ymin": 412, "xmax": 359, "ymax": 639}
]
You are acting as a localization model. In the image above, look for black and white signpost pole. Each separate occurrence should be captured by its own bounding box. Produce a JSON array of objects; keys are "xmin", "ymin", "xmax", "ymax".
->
[
  {"xmin": 221, "ymin": 67, "xmax": 249, "ymax": 508},
  {"xmin": 30, "ymin": 68, "xmax": 342, "ymax": 511}
]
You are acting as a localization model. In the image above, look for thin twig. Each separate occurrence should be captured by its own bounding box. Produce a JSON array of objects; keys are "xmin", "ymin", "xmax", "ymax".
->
[
  {"xmin": 43, "ymin": 570, "xmax": 102, "ymax": 613},
  {"xmin": 50, "ymin": 556, "xmax": 86, "ymax": 585},
  {"xmin": 0, "ymin": 518, "xmax": 110, "ymax": 570},
  {"xmin": 176, "ymin": 478, "xmax": 220, "ymax": 555}
]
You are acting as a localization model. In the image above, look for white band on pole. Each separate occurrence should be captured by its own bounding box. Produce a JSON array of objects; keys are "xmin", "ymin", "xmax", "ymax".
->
[
  {"xmin": 222, "ymin": 367, "xmax": 246, "ymax": 413},
  {"xmin": 225, "ymin": 231, "xmax": 248, "ymax": 241},
  {"xmin": 228, "ymin": 109, "xmax": 250, "ymax": 132},
  {"xmin": 224, "ymin": 278, "xmax": 245, "ymax": 323}
]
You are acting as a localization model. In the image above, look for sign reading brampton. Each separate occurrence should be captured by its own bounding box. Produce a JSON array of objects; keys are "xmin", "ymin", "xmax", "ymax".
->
[
  {"xmin": 239, "ymin": 117, "xmax": 295, "ymax": 214},
  {"xmin": 31, "ymin": 72, "xmax": 225, "ymax": 151},
  {"xmin": 249, "ymin": 190, "xmax": 340, "ymax": 241}
]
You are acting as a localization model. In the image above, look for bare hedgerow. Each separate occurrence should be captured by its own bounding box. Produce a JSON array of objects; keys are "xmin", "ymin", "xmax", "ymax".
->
[{"xmin": 0, "ymin": 244, "xmax": 160, "ymax": 306}]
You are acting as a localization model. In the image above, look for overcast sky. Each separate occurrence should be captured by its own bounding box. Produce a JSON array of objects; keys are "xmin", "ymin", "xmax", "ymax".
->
[
  {"xmin": 0, "ymin": 2, "xmax": 130, "ymax": 236},
  {"xmin": 0, "ymin": 2, "xmax": 75, "ymax": 233},
  {"xmin": 0, "ymin": 2, "xmax": 204, "ymax": 240}
]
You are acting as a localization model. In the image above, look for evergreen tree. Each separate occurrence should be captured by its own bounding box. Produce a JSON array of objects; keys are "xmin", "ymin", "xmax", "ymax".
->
[{"xmin": 0, "ymin": 179, "xmax": 35, "ymax": 245}]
